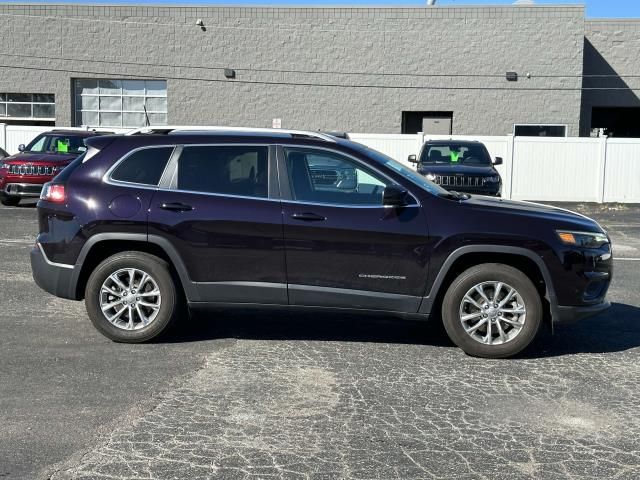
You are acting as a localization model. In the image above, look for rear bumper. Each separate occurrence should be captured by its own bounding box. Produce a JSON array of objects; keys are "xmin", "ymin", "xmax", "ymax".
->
[
  {"xmin": 30, "ymin": 243, "xmax": 80, "ymax": 300},
  {"xmin": 553, "ymin": 300, "xmax": 611, "ymax": 324}
]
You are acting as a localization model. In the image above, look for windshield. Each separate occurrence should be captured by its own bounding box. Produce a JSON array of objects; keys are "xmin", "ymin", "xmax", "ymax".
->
[
  {"xmin": 25, "ymin": 134, "xmax": 87, "ymax": 155},
  {"xmin": 420, "ymin": 143, "xmax": 491, "ymax": 166},
  {"xmin": 354, "ymin": 144, "xmax": 450, "ymax": 196}
]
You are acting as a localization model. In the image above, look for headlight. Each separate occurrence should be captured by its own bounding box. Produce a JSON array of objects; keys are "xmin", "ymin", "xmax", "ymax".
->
[
  {"xmin": 425, "ymin": 173, "xmax": 436, "ymax": 181},
  {"xmin": 556, "ymin": 230, "xmax": 609, "ymax": 248},
  {"xmin": 484, "ymin": 175, "xmax": 500, "ymax": 183}
]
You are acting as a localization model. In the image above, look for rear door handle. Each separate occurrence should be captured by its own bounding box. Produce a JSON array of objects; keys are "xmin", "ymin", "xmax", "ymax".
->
[
  {"xmin": 290, "ymin": 212, "xmax": 327, "ymax": 222},
  {"xmin": 159, "ymin": 202, "xmax": 193, "ymax": 212}
]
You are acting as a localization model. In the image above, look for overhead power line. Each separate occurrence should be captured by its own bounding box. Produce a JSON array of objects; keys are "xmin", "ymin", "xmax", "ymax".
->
[
  {"xmin": 1, "ymin": 51, "xmax": 639, "ymax": 80},
  {"xmin": 0, "ymin": 63, "xmax": 637, "ymax": 92}
]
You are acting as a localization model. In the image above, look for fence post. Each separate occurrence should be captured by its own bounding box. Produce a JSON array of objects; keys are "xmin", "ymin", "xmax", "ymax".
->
[
  {"xmin": 598, "ymin": 135, "xmax": 608, "ymax": 203},
  {"xmin": 0, "ymin": 123, "xmax": 5, "ymax": 151},
  {"xmin": 507, "ymin": 134, "xmax": 515, "ymax": 200}
]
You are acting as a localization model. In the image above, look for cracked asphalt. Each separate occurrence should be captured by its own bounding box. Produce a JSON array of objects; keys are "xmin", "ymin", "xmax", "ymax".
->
[{"xmin": 1, "ymin": 200, "xmax": 639, "ymax": 480}]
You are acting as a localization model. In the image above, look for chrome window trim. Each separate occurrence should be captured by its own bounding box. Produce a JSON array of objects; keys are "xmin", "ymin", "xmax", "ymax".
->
[
  {"xmin": 38, "ymin": 243, "xmax": 74, "ymax": 269},
  {"xmin": 280, "ymin": 144, "xmax": 421, "ymax": 208},
  {"xmin": 102, "ymin": 142, "xmax": 422, "ymax": 209},
  {"xmin": 103, "ymin": 144, "xmax": 177, "ymax": 189}
]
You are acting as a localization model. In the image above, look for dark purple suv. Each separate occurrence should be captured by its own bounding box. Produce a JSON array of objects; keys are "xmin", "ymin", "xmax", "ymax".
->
[{"xmin": 30, "ymin": 127, "xmax": 612, "ymax": 358}]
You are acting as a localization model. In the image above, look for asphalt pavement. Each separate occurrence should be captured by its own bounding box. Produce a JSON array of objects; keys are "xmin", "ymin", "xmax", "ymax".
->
[{"xmin": 0, "ymin": 199, "xmax": 639, "ymax": 480}]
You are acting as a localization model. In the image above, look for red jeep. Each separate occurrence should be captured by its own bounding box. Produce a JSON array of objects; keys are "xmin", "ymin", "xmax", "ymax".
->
[{"xmin": 0, "ymin": 129, "xmax": 110, "ymax": 206}]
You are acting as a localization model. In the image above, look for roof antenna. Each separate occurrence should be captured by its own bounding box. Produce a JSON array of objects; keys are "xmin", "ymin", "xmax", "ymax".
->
[{"xmin": 143, "ymin": 105, "xmax": 150, "ymax": 127}]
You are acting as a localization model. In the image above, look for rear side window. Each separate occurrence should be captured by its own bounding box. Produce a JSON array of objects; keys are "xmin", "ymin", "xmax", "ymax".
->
[
  {"xmin": 176, "ymin": 145, "xmax": 268, "ymax": 198},
  {"xmin": 111, "ymin": 147, "xmax": 173, "ymax": 186}
]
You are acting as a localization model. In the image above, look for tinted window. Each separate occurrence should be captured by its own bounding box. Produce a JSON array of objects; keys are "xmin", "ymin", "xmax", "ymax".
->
[
  {"xmin": 420, "ymin": 143, "xmax": 491, "ymax": 166},
  {"xmin": 285, "ymin": 148, "xmax": 389, "ymax": 206},
  {"xmin": 177, "ymin": 146, "xmax": 268, "ymax": 198},
  {"xmin": 111, "ymin": 147, "xmax": 173, "ymax": 185}
]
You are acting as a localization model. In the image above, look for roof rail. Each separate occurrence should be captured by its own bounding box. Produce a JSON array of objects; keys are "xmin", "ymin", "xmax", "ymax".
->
[{"xmin": 124, "ymin": 126, "xmax": 337, "ymax": 142}]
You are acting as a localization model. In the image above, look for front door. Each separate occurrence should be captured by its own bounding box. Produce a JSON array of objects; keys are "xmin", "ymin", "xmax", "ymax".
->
[
  {"xmin": 279, "ymin": 146, "xmax": 430, "ymax": 313},
  {"xmin": 148, "ymin": 144, "xmax": 287, "ymax": 304}
]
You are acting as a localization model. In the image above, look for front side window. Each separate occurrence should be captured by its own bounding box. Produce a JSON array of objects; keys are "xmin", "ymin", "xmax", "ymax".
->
[
  {"xmin": 74, "ymin": 79, "xmax": 167, "ymax": 128},
  {"xmin": 111, "ymin": 147, "xmax": 174, "ymax": 186},
  {"xmin": 25, "ymin": 134, "xmax": 88, "ymax": 155},
  {"xmin": 177, "ymin": 146, "xmax": 269, "ymax": 198},
  {"xmin": 285, "ymin": 148, "xmax": 390, "ymax": 206}
]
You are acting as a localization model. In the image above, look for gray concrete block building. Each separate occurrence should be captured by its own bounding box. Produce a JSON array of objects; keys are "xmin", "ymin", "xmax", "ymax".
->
[{"xmin": 0, "ymin": 2, "xmax": 638, "ymax": 137}]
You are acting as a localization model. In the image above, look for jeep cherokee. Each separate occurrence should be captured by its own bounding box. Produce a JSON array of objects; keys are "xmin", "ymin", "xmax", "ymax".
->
[{"xmin": 30, "ymin": 127, "xmax": 612, "ymax": 358}]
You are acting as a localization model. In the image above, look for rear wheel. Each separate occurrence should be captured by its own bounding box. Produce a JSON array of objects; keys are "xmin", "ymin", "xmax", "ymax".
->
[
  {"xmin": 1, "ymin": 196, "xmax": 20, "ymax": 206},
  {"xmin": 441, "ymin": 263, "xmax": 542, "ymax": 358},
  {"xmin": 85, "ymin": 251, "xmax": 181, "ymax": 342}
]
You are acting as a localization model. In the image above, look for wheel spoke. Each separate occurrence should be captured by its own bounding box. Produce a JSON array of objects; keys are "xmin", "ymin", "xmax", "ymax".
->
[
  {"xmin": 101, "ymin": 298, "xmax": 124, "ymax": 311},
  {"xmin": 461, "ymin": 311, "xmax": 484, "ymax": 322},
  {"xmin": 107, "ymin": 306, "xmax": 126, "ymax": 323},
  {"xmin": 498, "ymin": 287, "xmax": 516, "ymax": 307},
  {"xmin": 136, "ymin": 304, "xmax": 148, "ymax": 326},
  {"xmin": 138, "ymin": 289, "xmax": 160, "ymax": 298},
  {"xmin": 138, "ymin": 272, "xmax": 149, "ymax": 290},
  {"xmin": 465, "ymin": 317, "xmax": 488, "ymax": 334},
  {"xmin": 499, "ymin": 306, "xmax": 526, "ymax": 314},
  {"xmin": 109, "ymin": 273, "xmax": 127, "ymax": 291},
  {"xmin": 138, "ymin": 300, "xmax": 160, "ymax": 309},
  {"xmin": 101, "ymin": 285, "xmax": 121, "ymax": 297},
  {"xmin": 475, "ymin": 285, "xmax": 491, "ymax": 304},
  {"xmin": 463, "ymin": 295, "xmax": 483, "ymax": 309},
  {"xmin": 128, "ymin": 269, "xmax": 135, "ymax": 289},
  {"xmin": 127, "ymin": 305, "xmax": 134, "ymax": 330},
  {"xmin": 484, "ymin": 319, "xmax": 493, "ymax": 344},
  {"xmin": 495, "ymin": 319, "xmax": 508, "ymax": 343},
  {"xmin": 499, "ymin": 316, "xmax": 524, "ymax": 327},
  {"xmin": 493, "ymin": 282, "xmax": 503, "ymax": 302}
]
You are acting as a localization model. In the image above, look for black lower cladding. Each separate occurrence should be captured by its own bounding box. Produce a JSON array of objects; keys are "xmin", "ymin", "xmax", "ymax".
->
[
  {"xmin": 30, "ymin": 246, "xmax": 79, "ymax": 300},
  {"xmin": 553, "ymin": 301, "xmax": 611, "ymax": 324}
]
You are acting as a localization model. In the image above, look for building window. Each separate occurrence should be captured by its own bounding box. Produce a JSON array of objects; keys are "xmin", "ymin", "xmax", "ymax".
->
[
  {"xmin": 402, "ymin": 111, "xmax": 453, "ymax": 135},
  {"xmin": 74, "ymin": 79, "xmax": 167, "ymax": 128},
  {"xmin": 514, "ymin": 124, "xmax": 567, "ymax": 137},
  {"xmin": 0, "ymin": 93, "xmax": 55, "ymax": 120}
]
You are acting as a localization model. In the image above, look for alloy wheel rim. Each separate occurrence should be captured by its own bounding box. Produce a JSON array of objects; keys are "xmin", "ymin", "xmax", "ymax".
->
[
  {"xmin": 99, "ymin": 268, "xmax": 161, "ymax": 331},
  {"xmin": 459, "ymin": 281, "xmax": 526, "ymax": 346}
]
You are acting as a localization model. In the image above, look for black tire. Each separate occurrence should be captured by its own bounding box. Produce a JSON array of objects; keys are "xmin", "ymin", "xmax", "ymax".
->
[
  {"xmin": 85, "ymin": 251, "xmax": 182, "ymax": 343},
  {"xmin": 1, "ymin": 196, "xmax": 20, "ymax": 206},
  {"xmin": 441, "ymin": 263, "xmax": 542, "ymax": 359}
]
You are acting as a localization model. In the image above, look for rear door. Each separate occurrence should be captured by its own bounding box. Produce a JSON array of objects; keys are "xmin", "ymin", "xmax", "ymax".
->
[
  {"xmin": 147, "ymin": 143, "xmax": 287, "ymax": 304},
  {"xmin": 278, "ymin": 146, "xmax": 430, "ymax": 313}
]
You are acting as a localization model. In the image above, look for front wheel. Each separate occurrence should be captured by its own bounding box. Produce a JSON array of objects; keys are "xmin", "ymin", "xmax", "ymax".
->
[
  {"xmin": 85, "ymin": 251, "xmax": 181, "ymax": 342},
  {"xmin": 1, "ymin": 196, "xmax": 20, "ymax": 206},
  {"xmin": 441, "ymin": 263, "xmax": 542, "ymax": 358}
]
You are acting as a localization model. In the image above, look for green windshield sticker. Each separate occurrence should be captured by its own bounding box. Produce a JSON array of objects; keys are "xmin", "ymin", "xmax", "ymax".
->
[
  {"xmin": 57, "ymin": 140, "xmax": 69, "ymax": 153},
  {"xmin": 450, "ymin": 151, "xmax": 460, "ymax": 163}
]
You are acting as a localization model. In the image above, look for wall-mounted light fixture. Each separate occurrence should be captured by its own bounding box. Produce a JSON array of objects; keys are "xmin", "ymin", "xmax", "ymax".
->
[
  {"xmin": 506, "ymin": 71, "xmax": 518, "ymax": 82},
  {"xmin": 224, "ymin": 69, "xmax": 236, "ymax": 79}
]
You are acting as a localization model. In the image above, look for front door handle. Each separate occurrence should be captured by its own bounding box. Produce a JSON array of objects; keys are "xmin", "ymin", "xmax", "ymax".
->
[
  {"xmin": 290, "ymin": 212, "xmax": 327, "ymax": 222},
  {"xmin": 159, "ymin": 202, "xmax": 193, "ymax": 212}
]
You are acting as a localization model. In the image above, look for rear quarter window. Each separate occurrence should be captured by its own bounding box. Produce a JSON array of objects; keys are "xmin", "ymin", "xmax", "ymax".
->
[{"xmin": 111, "ymin": 147, "xmax": 174, "ymax": 186}]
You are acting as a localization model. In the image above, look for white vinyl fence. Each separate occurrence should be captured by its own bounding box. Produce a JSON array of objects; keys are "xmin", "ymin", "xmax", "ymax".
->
[
  {"xmin": 1, "ymin": 124, "xmax": 639, "ymax": 203},
  {"xmin": 350, "ymin": 132, "xmax": 640, "ymax": 203}
]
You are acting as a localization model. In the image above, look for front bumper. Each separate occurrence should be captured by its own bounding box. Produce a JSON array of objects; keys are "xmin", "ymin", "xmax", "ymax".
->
[
  {"xmin": 2, "ymin": 183, "xmax": 43, "ymax": 198},
  {"xmin": 30, "ymin": 243, "xmax": 79, "ymax": 300},
  {"xmin": 553, "ymin": 300, "xmax": 611, "ymax": 324}
]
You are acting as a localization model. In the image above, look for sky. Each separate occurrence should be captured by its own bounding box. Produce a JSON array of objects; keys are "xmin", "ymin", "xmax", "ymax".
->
[{"xmin": 7, "ymin": 0, "xmax": 640, "ymax": 18}]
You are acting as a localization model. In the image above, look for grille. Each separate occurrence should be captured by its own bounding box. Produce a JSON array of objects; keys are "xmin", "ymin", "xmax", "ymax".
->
[
  {"xmin": 8, "ymin": 164, "xmax": 55, "ymax": 176},
  {"xmin": 434, "ymin": 175, "xmax": 483, "ymax": 188}
]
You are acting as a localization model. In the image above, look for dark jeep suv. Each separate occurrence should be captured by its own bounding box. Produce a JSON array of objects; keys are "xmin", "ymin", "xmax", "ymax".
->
[
  {"xmin": 30, "ymin": 127, "xmax": 612, "ymax": 358},
  {"xmin": 409, "ymin": 140, "xmax": 502, "ymax": 196}
]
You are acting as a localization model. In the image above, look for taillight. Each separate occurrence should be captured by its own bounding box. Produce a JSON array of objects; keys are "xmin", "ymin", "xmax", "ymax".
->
[{"xmin": 40, "ymin": 183, "xmax": 66, "ymax": 203}]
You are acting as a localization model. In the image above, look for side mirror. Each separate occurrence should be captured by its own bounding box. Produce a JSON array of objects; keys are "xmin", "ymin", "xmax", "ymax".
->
[
  {"xmin": 493, "ymin": 156, "xmax": 503, "ymax": 165},
  {"xmin": 408, "ymin": 154, "xmax": 418, "ymax": 164},
  {"xmin": 383, "ymin": 184, "xmax": 410, "ymax": 207},
  {"xmin": 18, "ymin": 144, "xmax": 25, "ymax": 152}
]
